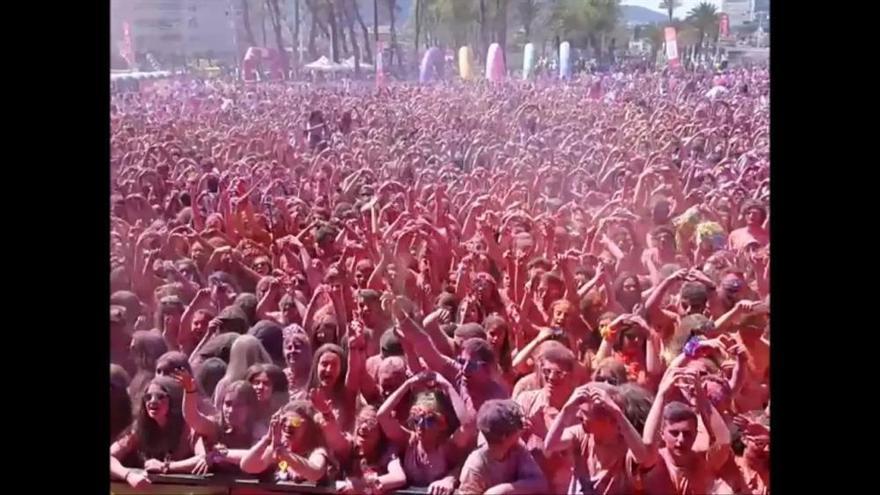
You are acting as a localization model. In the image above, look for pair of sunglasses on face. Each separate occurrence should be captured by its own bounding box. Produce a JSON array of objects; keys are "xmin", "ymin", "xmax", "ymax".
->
[
  {"xmin": 456, "ymin": 357, "xmax": 488, "ymax": 374},
  {"xmin": 409, "ymin": 415, "xmax": 441, "ymax": 430},
  {"xmin": 282, "ymin": 416, "xmax": 304, "ymax": 434}
]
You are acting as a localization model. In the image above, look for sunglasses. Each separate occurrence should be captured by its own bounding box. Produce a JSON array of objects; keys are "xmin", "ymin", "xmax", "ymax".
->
[
  {"xmin": 456, "ymin": 358, "xmax": 487, "ymax": 374},
  {"xmin": 541, "ymin": 368, "xmax": 569, "ymax": 380},
  {"xmin": 409, "ymin": 415, "xmax": 441, "ymax": 430},
  {"xmin": 283, "ymin": 416, "xmax": 304, "ymax": 434},
  {"xmin": 593, "ymin": 375, "xmax": 620, "ymax": 385}
]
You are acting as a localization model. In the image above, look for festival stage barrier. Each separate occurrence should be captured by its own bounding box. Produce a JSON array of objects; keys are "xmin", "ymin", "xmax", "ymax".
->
[
  {"xmin": 486, "ymin": 43, "xmax": 505, "ymax": 82},
  {"xmin": 111, "ymin": 473, "xmax": 431, "ymax": 495},
  {"xmin": 458, "ymin": 46, "xmax": 474, "ymax": 80},
  {"xmin": 522, "ymin": 43, "xmax": 535, "ymax": 80}
]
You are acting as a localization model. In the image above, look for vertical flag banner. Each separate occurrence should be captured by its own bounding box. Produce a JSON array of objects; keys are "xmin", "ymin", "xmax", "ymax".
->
[
  {"xmin": 121, "ymin": 21, "xmax": 136, "ymax": 69},
  {"xmin": 664, "ymin": 27, "xmax": 680, "ymax": 68},
  {"xmin": 522, "ymin": 43, "xmax": 535, "ymax": 80},
  {"xmin": 559, "ymin": 41, "xmax": 571, "ymax": 80},
  {"xmin": 486, "ymin": 43, "xmax": 506, "ymax": 82},
  {"xmin": 459, "ymin": 46, "xmax": 474, "ymax": 80},
  {"xmin": 719, "ymin": 14, "xmax": 730, "ymax": 38}
]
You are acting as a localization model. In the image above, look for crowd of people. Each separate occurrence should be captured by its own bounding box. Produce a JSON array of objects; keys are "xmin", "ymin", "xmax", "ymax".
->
[{"xmin": 110, "ymin": 66, "xmax": 770, "ymax": 495}]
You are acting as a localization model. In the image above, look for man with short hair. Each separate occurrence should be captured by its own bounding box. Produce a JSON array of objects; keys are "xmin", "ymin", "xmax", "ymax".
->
[
  {"xmin": 639, "ymin": 367, "xmax": 732, "ymax": 494},
  {"xmin": 458, "ymin": 399, "xmax": 548, "ymax": 495}
]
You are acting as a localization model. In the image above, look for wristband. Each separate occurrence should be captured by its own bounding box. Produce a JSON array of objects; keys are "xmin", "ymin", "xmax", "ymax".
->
[{"xmin": 123, "ymin": 471, "xmax": 132, "ymax": 483}]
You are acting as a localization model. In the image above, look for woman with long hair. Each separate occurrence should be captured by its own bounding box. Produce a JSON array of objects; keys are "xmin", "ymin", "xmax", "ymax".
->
[
  {"xmin": 337, "ymin": 405, "xmax": 407, "ymax": 494},
  {"xmin": 483, "ymin": 314, "xmax": 516, "ymax": 387},
  {"xmin": 173, "ymin": 369, "xmax": 266, "ymax": 474},
  {"xmin": 110, "ymin": 376, "xmax": 202, "ymax": 488},
  {"xmin": 377, "ymin": 371, "xmax": 475, "ymax": 493},
  {"xmin": 240, "ymin": 401, "xmax": 334, "ymax": 483},
  {"xmin": 111, "ymin": 364, "xmax": 132, "ymax": 442},
  {"xmin": 212, "ymin": 334, "xmax": 272, "ymax": 408},
  {"xmin": 307, "ymin": 343, "xmax": 358, "ymax": 430},
  {"xmin": 282, "ymin": 325, "xmax": 312, "ymax": 399},
  {"xmin": 245, "ymin": 363, "xmax": 289, "ymax": 423},
  {"xmin": 128, "ymin": 331, "xmax": 168, "ymax": 403}
]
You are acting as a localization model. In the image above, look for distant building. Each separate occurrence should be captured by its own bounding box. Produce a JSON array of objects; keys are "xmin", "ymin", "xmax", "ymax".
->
[{"xmin": 721, "ymin": 0, "xmax": 755, "ymax": 27}]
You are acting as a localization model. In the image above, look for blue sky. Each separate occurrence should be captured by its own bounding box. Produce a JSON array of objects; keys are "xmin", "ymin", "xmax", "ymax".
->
[{"xmin": 622, "ymin": 0, "xmax": 723, "ymax": 14}]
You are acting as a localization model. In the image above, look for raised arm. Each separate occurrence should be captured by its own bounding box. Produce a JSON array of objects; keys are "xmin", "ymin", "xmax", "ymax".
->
[
  {"xmin": 377, "ymin": 375, "xmax": 417, "ymax": 447},
  {"xmin": 174, "ymin": 370, "xmax": 219, "ymax": 438}
]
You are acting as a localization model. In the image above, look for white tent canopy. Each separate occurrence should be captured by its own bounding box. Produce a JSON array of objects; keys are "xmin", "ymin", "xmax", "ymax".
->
[
  {"xmin": 303, "ymin": 56, "xmax": 347, "ymax": 72},
  {"xmin": 110, "ymin": 71, "xmax": 173, "ymax": 81},
  {"xmin": 342, "ymin": 56, "xmax": 373, "ymax": 70}
]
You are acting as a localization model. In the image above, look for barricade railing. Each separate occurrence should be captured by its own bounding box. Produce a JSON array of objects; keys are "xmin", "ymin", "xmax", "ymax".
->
[{"xmin": 111, "ymin": 473, "xmax": 431, "ymax": 495}]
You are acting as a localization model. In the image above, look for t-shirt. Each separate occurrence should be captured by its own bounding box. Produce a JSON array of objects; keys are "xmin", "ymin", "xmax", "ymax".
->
[
  {"xmin": 566, "ymin": 426, "xmax": 635, "ymax": 495},
  {"xmin": 515, "ymin": 389, "xmax": 573, "ymax": 494},
  {"xmin": 458, "ymin": 443, "xmax": 547, "ymax": 495},
  {"xmin": 641, "ymin": 448, "xmax": 717, "ymax": 495}
]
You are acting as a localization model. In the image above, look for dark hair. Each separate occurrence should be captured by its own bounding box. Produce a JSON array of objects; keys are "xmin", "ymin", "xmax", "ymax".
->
[
  {"xmin": 111, "ymin": 366, "xmax": 133, "ymax": 442},
  {"xmin": 477, "ymin": 399, "xmax": 525, "ymax": 444},
  {"xmin": 246, "ymin": 363, "xmax": 290, "ymax": 418},
  {"xmin": 308, "ymin": 344, "xmax": 348, "ymax": 398},
  {"xmin": 234, "ymin": 293, "xmax": 259, "ymax": 327},
  {"xmin": 208, "ymin": 272, "xmax": 240, "ymax": 293},
  {"xmin": 484, "ymin": 315, "xmax": 513, "ymax": 373},
  {"xmin": 540, "ymin": 271, "xmax": 564, "ymax": 287},
  {"xmin": 248, "ymin": 320, "xmax": 285, "ymax": 367},
  {"xmin": 217, "ymin": 380, "xmax": 260, "ymax": 438},
  {"xmin": 357, "ymin": 289, "xmax": 381, "ymax": 304},
  {"xmin": 593, "ymin": 358, "xmax": 629, "ymax": 386},
  {"xmin": 613, "ymin": 273, "xmax": 642, "ymax": 312},
  {"xmin": 129, "ymin": 331, "xmax": 169, "ymax": 402},
  {"xmin": 197, "ymin": 333, "xmax": 240, "ymax": 364},
  {"xmin": 379, "ymin": 329, "xmax": 403, "ymax": 358},
  {"xmin": 680, "ymin": 282, "xmax": 709, "ymax": 307},
  {"xmin": 454, "ymin": 323, "xmax": 487, "ymax": 341},
  {"xmin": 110, "ymin": 290, "xmax": 142, "ymax": 326},
  {"xmin": 195, "ymin": 357, "xmax": 227, "ymax": 398},
  {"xmin": 663, "ymin": 401, "xmax": 697, "ymax": 424},
  {"xmin": 279, "ymin": 400, "xmax": 324, "ymax": 453},
  {"xmin": 740, "ymin": 200, "xmax": 767, "ymax": 222},
  {"xmin": 617, "ymin": 383, "xmax": 654, "ymax": 435},
  {"xmin": 216, "ymin": 305, "xmax": 249, "ymax": 334},
  {"xmin": 527, "ymin": 257, "xmax": 552, "ymax": 272},
  {"xmin": 460, "ymin": 338, "xmax": 496, "ymax": 366},
  {"xmin": 156, "ymin": 351, "xmax": 191, "ymax": 376},
  {"xmin": 134, "ymin": 376, "xmax": 186, "ymax": 463}
]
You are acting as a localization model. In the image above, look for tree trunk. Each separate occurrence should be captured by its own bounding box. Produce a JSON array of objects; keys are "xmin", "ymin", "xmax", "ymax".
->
[
  {"xmin": 478, "ymin": 0, "xmax": 487, "ymax": 59},
  {"xmin": 308, "ymin": 15, "xmax": 319, "ymax": 59},
  {"xmin": 265, "ymin": 0, "xmax": 289, "ymax": 77},
  {"xmin": 495, "ymin": 0, "xmax": 507, "ymax": 49},
  {"xmin": 261, "ymin": 8, "xmax": 268, "ymax": 45},
  {"xmin": 328, "ymin": 1, "xmax": 341, "ymax": 62},
  {"xmin": 337, "ymin": 5, "xmax": 350, "ymax": 57},
  {"xmin": 341, "ymin": 0, "xmax": 360, "ymax": 73},
  {"xmin": 349, "ymin": 0, "xmax": 372, "ymax": 63},
  {"xmin": 387, "ymin": 0, "xmax": 400, "ymax": 68},
  {"xmin": 414, "ymin": 0, "xmax": 421, "ymax": 57},
  {"xmin": 241, "ymin": 0, "xmax": 257, "ymax": 47}
]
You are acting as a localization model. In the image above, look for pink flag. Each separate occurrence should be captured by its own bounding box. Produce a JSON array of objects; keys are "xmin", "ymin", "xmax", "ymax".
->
[
  {"xmin": 121, "ymin": 21, "xmax": 136, "ymax": 69},
  {"xmin": 719, "ymin": 14, "xmax": 730, "ymax": 38}
]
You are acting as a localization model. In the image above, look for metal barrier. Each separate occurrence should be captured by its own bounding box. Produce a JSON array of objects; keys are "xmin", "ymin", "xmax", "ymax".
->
[{"xmin": 111, "ymin": 473, "xmax": 430, "ymax": 495}]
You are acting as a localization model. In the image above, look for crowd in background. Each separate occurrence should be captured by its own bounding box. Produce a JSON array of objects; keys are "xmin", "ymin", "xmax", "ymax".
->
[{"xmin": 110, "ymin": 66, "xmax": 770, "ymax": 494}]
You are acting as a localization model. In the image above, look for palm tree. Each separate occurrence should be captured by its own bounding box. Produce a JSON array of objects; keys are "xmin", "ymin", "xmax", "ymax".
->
[
  {"xmin": 687, "ymin": 1, "xmax": 718, "ymax": 58},
  {"xmin": 658, "ymin": 0, "xmax": 681, "ymax": 24}
]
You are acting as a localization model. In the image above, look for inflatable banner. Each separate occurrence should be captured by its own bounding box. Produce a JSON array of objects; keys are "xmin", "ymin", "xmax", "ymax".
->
[
  {"xmin": 522, "ymin": 43, "xmax": 535, "ymax": 80},
  {"xmin": 486, "ymin": 43, "xmax": 505, "ymax": 82},
  {"xmin": 559, "ymin": 41, "xmax": 571, "ymax": 80},
  {"xmin": 458, "ymin": 46, "xmax": 474, "ymax": 80},
  {"xmin": 419, "ymin": 47, "xmax": 443, "ymax": 83}
]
